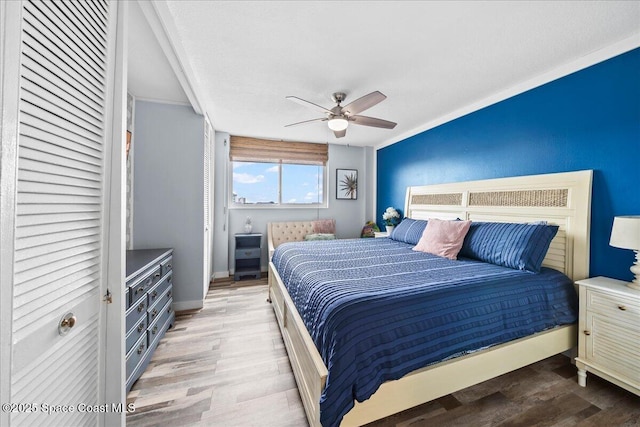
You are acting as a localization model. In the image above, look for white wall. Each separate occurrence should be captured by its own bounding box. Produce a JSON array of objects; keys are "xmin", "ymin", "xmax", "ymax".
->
[
  {"xmin": 212, "ymin": 134, "xmax": 375, "ymax": 277},
  {"xmin": 132, "ymin": 100, "xmax": 205, "ymax": 309}
]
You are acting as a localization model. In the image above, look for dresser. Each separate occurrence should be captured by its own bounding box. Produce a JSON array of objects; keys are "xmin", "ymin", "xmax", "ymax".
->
[
  {"xmin": 575, "ymin": 276, "xmax": 640, "ymax": 396},
  {"xmin": 234, "ymin": 233, "xmax": 262, "ymax": 280},
  {"xmin": 125, "ymin": 248, "xmax": 175, "ymax": 392}
]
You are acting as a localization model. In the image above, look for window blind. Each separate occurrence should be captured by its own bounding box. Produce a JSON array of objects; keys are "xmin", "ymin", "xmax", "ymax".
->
[{"xmin": 229, "ymin": 135, "xmax": 328, "ymax": 165}]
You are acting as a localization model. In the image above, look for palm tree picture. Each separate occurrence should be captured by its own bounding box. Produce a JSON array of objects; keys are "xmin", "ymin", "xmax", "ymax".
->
[{"xmin": 337, "ymin": 169, "xmax": 357, "ymax": 200}]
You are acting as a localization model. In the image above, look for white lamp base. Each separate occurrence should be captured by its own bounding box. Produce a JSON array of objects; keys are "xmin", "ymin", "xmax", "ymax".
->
[{"xmin": 628, "ymin": 250, "xmax": 640, "ymax": 290}]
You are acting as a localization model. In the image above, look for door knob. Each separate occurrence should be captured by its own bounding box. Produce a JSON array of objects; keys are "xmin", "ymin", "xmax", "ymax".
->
[{"xmin": 58, "ymin": 313, "xmax": 77, "ymax": 336}]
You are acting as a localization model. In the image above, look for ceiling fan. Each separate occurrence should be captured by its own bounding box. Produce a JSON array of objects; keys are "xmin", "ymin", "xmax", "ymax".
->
[{"xmin": 285, "ymin": 91, "xmax": 397, "ymax": 138}]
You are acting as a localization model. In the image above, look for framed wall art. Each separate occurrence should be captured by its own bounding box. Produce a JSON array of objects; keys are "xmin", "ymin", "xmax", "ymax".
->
[{"xmin": 336, "ymin": 168, "xmax": 358, "ymax": 200}]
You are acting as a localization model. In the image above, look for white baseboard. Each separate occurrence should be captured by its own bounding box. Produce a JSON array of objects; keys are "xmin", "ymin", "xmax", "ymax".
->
[
  {"xmin": 172, "ymin": 300, "xmax": 204, "ymax": 311},
  {"xmin": 213, "ymin": 270, "xmax": 230, "ymax": 279}
]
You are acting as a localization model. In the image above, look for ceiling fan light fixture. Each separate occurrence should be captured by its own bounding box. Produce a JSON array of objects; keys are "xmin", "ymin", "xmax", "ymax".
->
[{"xmin": 327, "ymin": 117, "xmax": 348, "ymax": 131}]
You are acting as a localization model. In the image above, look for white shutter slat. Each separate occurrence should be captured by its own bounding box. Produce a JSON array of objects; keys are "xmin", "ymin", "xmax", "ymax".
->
[
  {"xmin": 80, "ymin": 0, "xmax": 108, "ymax": 28},
  {"xmin": 57, "ymin": 1, "xmax": 107, "ymax": 49},
  {"xmin": 37, "ymin": 1, "xmax": 106, "ymax": 73},
  {"xmin": 27, "ymin": 1, "xmax": 105, "ymax": 78},
  {"xmin": 15, "ymin": 218, "xmax": 101, "ymax": 239},
  {"xmin": 15, "ymin": 210, "xmax": 101, "ymax": 229},
  {"xmin": 22, "ymin": 61, "xmax": 103, "ymax": 123},
  {"xmin": 15, "ymin": 270, "xmax": 99, "ymax": 319},
  {"xmin": 19, "ymin": 168, "xmax": 101, "ymax": 189},
  {"xmin": 15, "ymin": 228, "xmax": 100, "ymax": 252},
  {"xmin": 21, "ymin": 95, "xmax": 103, "ymax": 141},
  {"xmin": 21, "ymin": 118, "xmax": 102, "ymax": 156},
  {"xmin": 14, "ymin": 234, "xmax": 100, "ymax": 262},
  {"xmin": 17, "ymin": 180, "xmax": 102, "ymax": 198},
  {"xmin": 17, "ymin": 202, "xmax": 101, "ymax": 216},
  {"xmin": 22, "ymin": 41, "xmax": 104, "ymax": 105},
  {"xmin": 22, "ymin": 79, "xmax": 104, "ymax": 132},
  {"xmin": 14, "ymin": 251, "xmax": 100, "ymax": 294},
  {"xmin": 19, "ymin": 139, "xmax": 102, "ymax": 171},
  {"xmin": 22, "ymin": 9, "xmax": 104, "ymax": 89}
]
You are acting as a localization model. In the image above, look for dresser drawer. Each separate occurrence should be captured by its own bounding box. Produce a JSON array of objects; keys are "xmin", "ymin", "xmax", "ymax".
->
[
  {"xmin": 148, "ymin": 299, "xmax": 174, "ymax": 349},
  {"xmin": 129, "ymin": 265, "xmax": 162, "ymax": 307},
  {"xmin": 126, "ymin": 333, "xmax": 147, "ymax": 380},
  {"xmin": 147, "ymin": 272, "xmax": 172, "ymax": 308},
  {"xmin": 235, "ymin": 247, "xmax": 261, "ymax": 260},
  {"xmin": 126, "ymin": 315, "xmax": 148, "ymax": 354},
  {"xmin": 161, "ymin": 255, "xmax": 173, "ymax": 277},
  {"xmin": 126, "ymin": 297, "xmax": 148, "ymax": 331},
  {"xmin": 586, "ymin": 288, "xmax": 640, "ymax": 321},
  {"xmin": 147, "ymin": 286, "xmax": 172, "ymax": 326}
]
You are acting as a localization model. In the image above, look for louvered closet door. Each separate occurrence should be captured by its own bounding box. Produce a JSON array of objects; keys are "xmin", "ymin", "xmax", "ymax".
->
[{"xmin": 11, "ymin": 1, "xmax": 111, "ymax": 425}]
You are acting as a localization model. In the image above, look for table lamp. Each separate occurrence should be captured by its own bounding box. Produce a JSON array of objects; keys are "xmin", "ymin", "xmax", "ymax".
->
[{"xmin": 609, "ymin": 215, "xmax": 640, "ymax": 290}]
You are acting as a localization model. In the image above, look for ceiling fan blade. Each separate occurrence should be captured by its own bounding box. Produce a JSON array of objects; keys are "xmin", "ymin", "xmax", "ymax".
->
[
  {"xmin": 341, "ymin": 91, "xmax": 386, "ymax": 115},
  {"xmin": 284, "ymin": 117, "xmax": 327, "ymax": 127},
  {"xmin": 286, "ymin": 96, "xmax": 332, "ymax": 114},
  {"xmin": 333, "ymin": 129, "xmax": 346, "ymax": 138},
  {"xmin": 350, "ymin": 115, "xmax": 397, "ymax": 129}
]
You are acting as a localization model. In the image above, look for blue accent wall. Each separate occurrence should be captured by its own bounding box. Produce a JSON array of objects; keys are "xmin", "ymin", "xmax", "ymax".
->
[{"xmin": 377, "ymin": 48, "xmax": 640, "ymax": 281}]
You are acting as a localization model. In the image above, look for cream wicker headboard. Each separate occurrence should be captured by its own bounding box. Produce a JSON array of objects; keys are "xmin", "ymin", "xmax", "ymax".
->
[{"xmin": 405, "ymin": 170, "xmax": 593, "ymax": 281}]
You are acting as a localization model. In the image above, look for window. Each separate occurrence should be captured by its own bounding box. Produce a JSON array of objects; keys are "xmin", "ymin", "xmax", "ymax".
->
[{"xmin": 230, "ymin": 136, "xmax": 328, "ymax": 207}]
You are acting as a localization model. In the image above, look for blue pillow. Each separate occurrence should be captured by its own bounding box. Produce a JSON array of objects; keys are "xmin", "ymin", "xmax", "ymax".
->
[
  {"xmin": 459, "ymin": 222, "xmax": 559, "ymax": 273},
  {"xmin": 389, "ymin": 218, "xmax": 428, "ymax": 245}
]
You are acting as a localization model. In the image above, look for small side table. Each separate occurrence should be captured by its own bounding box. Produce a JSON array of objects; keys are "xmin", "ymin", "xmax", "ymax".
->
[
  {"xmin": 575, "ymin": 276, "xmax": 639, "ymax": 396},
  {"xmin": 234, "ymin": 233, "xmax": 262, "ymax": 281}
]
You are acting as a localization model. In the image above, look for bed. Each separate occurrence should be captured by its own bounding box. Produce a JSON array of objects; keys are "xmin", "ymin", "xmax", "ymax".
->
[{"xmin": 268, "ymin": 170, "xmax": 592, "ymax": 427}]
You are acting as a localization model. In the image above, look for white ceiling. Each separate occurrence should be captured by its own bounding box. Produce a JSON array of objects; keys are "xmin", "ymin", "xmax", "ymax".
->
[{"xmin": 128, "ymin": 1, "xmax": 640, "ymax": 147}]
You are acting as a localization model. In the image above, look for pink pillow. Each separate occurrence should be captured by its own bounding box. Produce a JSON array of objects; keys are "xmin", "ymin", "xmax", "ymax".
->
[
  {"xmin": 413, "ymin": 218, "xmax": 472, "ymax": 260},
  {"xmin": 313, "ymin": 219, "xmax": 336, "ymax": 234}
]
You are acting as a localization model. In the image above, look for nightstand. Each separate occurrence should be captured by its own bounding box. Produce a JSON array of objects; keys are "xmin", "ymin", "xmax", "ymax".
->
[
  {"xmin": 575, "ymin": 276, "xmax": 639, "ymax": 396},
  {"xmin": 234, "ymin": 233, "xmax": 262, "ymax": 280}
]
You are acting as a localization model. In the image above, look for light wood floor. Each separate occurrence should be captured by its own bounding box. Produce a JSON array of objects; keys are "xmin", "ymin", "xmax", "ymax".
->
[{"xmin": 127, "ymin": 279, "xmax": 640, "ymax": 427}]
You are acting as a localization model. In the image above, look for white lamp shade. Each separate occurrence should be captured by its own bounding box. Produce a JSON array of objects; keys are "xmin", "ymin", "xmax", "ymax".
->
[
  {"xmin": 610, "ymin": 216, "xmax": 640, "ymax": 250},
  {"xmin": 327, "ymin": 117, "xmax": 348, "ymax": 131}
]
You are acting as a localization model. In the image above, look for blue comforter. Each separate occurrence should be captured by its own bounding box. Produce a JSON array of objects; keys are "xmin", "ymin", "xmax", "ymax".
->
[{"xmin": 271, "ymin": 238, "xmax": 578, "ymax": 427}]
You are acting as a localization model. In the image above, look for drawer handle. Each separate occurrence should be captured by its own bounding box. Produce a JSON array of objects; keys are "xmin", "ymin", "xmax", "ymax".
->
[
  {"xmin": 151, "ymin": 308, "xmax": 158, "ymax": 319},
  {"xmin": 154, "ymin": 272, "xmax": 161, "ymax": 278},
  {"xmin": 167, "ymin": 264, "xmax": 172, "ymax": 269},
  {"xmin": 167, "ymin": 291, "xmax": 172, "ymax": 298},
  {"xmin": 136, "ymin": 286, "xmax": 144, "ymax": 295},
  {"xmin": 137, "ymin": 323, "xmax": 145, "ymax": 333},
  {"xmin": 618, "ymin": 305, "xmax": 627, "ymax": 311},
  {"xmin": 151, "ymin": 290, "xmax": 158, "ymax": 299},
  {"xmin": 152, "ymin": 325, "xmax": 158, "ymax": 334},
  {"xmin": 146, "ymin": 277, "xmax": 153, "ymax": 286},
  {"xmin": 137, "ymin": 344, "xmax": 145, "ymax": 355},
  {"xmin": 137, "ymin": 303, "xmax": 145, "ymax": 313},
  {"xmin": 244, "ymin": 251, "xmax": 253, "ymax": 256},
  {"xmin": 167, "ymin": 306, "xmax": 173, "ymax": 314},
  {"xmin": 584, "ymin": 330, "xmax": 591, "ymax": 336}
]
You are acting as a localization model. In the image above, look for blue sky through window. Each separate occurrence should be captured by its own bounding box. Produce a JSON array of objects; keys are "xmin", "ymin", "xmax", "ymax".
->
[{"xmin": 233, "ymin": 161, "xmax": 323, "ymax": 205}]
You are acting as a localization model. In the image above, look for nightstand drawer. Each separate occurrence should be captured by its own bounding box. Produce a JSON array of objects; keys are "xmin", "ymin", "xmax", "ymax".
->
[
  {"xmin": 236, "ymin": 247, "xmax": 261, "ymax": 259},
  {"xmin": 586, "ymin": 288, "xmax": 640, "ymax": 320}
]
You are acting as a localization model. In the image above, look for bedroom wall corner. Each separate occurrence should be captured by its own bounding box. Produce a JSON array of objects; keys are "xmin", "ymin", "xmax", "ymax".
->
[
  {"xmin": 132, "ymin": 100, "xmax": 206, "ymax": 307},
  {"xmin": 376, "ymin": 47, "xmax": 640, "ymax": 282}
]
